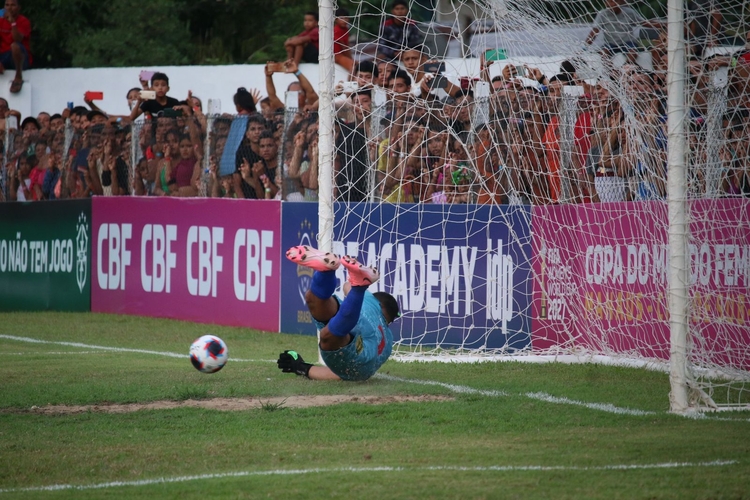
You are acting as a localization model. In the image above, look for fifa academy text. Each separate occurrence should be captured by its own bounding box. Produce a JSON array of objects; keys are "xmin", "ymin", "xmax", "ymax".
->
[{"xmin": 332, "ymin": 238, "xmax": 517, "ymax": 325}]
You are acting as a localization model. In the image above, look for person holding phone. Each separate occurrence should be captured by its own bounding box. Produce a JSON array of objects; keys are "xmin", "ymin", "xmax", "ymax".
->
[{"xmin": 129, "ymin": 72, "xmax": 180, "ymax": 120}]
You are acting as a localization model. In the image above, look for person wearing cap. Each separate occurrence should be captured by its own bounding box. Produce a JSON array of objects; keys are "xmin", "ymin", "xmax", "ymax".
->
[{"xmin": 20, "ymin": 115, "xmax": 38, "ymax": 137}]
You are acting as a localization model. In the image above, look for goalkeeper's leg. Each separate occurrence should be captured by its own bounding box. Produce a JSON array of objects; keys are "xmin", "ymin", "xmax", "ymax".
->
[{"xmin": 287, "ymin": 245, "xmax": 341, "ymax": 323}]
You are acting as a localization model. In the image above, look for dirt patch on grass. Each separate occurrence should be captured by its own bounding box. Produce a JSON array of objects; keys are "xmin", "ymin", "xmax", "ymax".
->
[{"xmin": 24, "ymin": 394, "xmax": 453, "ymax": 415}]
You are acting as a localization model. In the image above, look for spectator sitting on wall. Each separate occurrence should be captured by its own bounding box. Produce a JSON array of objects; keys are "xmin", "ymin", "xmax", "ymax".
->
[
  {"xmin": 377, "ymin": 0, "xmax": 423, "ymax": 62},
  {"xmin": 0, "ymin": 0, "xmax": 31, "ymax": 93},
  {"xmin": 687, "ymin": 0, "xmax": 723, "ymax": 59},
  {"xmin": 129, "ymin": 72, "xmax": 180, "ymax": 120},
  {"xmin": 285, "ymin": 11, "xmax": 319, "ymax": 66},
  {"xmin": 584, "ymin": 0, "xmax": 663, "ymax": 66},
  {"xmin": 334, "ymin": 8, "xmax": 354, "ymax": 73}
]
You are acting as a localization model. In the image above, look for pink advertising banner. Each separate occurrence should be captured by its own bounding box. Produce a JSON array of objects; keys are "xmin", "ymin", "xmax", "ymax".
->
[
  {"xmin": 532, "ymin": 200, "xmax": 750, "ymax": 368},
  {"xmin": 92, "ymin": 197, "xmax": 281, "ymax": 332}
]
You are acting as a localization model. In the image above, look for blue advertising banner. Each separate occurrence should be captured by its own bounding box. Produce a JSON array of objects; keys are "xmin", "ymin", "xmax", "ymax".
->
[
  {"xmin": 280, "ymin": 202, "xmax": 320, "ymax": 336},
  {"xmin": 280, "ymin": 202, "xmax": 533, "ymax": 349},
  {"xmin": 333, "ymin": 203, "xmax": 533, "ymax": 350}
]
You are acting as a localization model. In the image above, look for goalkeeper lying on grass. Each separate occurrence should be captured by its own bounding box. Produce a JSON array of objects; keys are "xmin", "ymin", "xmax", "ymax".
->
[{"xmin": 278, "ymin": 246, "xmax": 400, "ymax": 381}]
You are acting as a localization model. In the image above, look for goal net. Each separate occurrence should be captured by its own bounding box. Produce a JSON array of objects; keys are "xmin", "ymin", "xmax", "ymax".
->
[{"xmin": 316, "ymin": 0, "xmax": 750, "ymax": 411}]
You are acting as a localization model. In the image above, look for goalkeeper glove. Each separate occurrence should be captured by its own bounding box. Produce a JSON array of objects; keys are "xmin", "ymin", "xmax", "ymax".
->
[{"xmin": 277, "ymin": 350, "xmax": 313, "ymax": 378}]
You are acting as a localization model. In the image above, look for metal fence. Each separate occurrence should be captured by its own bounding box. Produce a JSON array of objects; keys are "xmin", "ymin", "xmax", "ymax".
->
[{"xmin": 1, "ymin": 87, "xmax": 747, "ymax": 204}]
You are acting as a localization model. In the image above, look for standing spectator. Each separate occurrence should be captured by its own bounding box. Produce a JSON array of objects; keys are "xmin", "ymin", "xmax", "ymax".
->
[
  {"xmin": 335, "ymin": 89, "xmax": 373, "ymax": 202},
  {"xmin": 352, "ymin": 61, "xmax": 379, "ymax": 88},
  {"xmin": 284, "ymin": 11, "xmax": 319, "ymax": 66},
  {"xmin": 0, "ymin": 0, "xmax": 31, "ymax": 94},
  {"xmin": 36, "ymin": 112, "xmax": 50, "ymax": 133},
  {"xmin": 265, "ymin": 60, "xmax": 318, "ymax": 112},
  {"xmin": 100, "ymin": 125, "xmax": 130, "ymax": 196},
  {"xmin": 688, "ymin": 0, "xmax": 722, "ymax": 59},
  {"xmin": 217, "ymin": 86, "xmax": 257, "ymax": 177},
  {"xmin": 377, "ymin": 0, "xmax": 423, "ymax": 61},
  {"xmin": 41, "ymin": 147, "xmax": 62, "ymax": 200},
  {"xmin": 334, "ymin": 8, "xmax": 354, "ymax": 73},
  {"xmin": 169, "ymin": 135, "xmax": 202, "ymax": 197},
  {"xmin": 8, "ymin": 153, "xmax": 31, "ymax": 201},
  {"xmin": 26, "ymin": 153, "xmax": 43, "ymax": 200},
  {"xmin": 376, "ymin": 59, "xmax": 397, "ymax": 88},
  {"xmin": 540, "ymin": 76, "xmax": 566, "ymax": 204},
  {"xmin": 257, "ymin": 130, "xmax": 280, "ymax": 198}
]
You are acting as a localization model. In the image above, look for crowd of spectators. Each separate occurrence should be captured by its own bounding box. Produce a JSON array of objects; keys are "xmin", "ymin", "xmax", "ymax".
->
[{"xmin": 1, "ymin": 0, "xmax": 749, "ymax": 205}]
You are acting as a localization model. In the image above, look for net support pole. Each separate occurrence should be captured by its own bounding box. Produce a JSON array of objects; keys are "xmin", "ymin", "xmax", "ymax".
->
[
  {"xmin": 666, "ymin": 0, "xmax": 691, "ymax": 413},
  {"xmin": 317, "ymin": 0, "xmax": 335, "ymax": 253}
]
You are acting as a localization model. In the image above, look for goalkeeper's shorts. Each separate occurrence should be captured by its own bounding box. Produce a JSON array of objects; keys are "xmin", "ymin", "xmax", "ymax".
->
[{"xmin": 315, "ymin": 293, "xmax": 393, "ymax": 381}]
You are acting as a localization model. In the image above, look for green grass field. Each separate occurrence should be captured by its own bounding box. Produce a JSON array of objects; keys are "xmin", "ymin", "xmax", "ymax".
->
[{"xmin": 1, "ymin": 312, "xmax": 749, "ymax": 499}]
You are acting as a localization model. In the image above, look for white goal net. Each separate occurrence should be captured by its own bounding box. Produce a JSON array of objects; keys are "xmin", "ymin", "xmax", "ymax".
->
[{"xmin": 315, "ymin": 0, "xmax": 750, "ymax": 411}]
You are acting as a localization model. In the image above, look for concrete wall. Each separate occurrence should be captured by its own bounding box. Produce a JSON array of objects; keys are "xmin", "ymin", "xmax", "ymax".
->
[
  {"xmin": 0, "ymin": 56, "xmax": 569, "ymax": 120},
  {"xmin": 0, "ymin": 63, "xmax": 349, "ymax": 119}
]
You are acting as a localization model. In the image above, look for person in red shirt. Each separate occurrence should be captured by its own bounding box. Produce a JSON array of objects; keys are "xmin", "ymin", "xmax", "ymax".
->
[
  {"xmin": 284, "ymin": 11, "xmax": 319, "ymax": 65},
  {"xmin": 333, "ymin": 8, "xmax": 353, "ymax": 74},
  {"xmin": 0, "ymin": 0, "xmax": 31, "ymax": 93}
]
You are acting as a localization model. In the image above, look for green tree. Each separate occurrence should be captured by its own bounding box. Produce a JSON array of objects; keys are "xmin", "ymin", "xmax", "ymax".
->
[{"xmin": 71, "ymin": 0, "xmax": 191, "ymax": 67}]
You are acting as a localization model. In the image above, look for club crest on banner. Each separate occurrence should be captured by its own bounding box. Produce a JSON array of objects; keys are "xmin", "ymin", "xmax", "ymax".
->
[{"xmin": 76, "ymin": 212, "xmax": 89, "ymax": 293}]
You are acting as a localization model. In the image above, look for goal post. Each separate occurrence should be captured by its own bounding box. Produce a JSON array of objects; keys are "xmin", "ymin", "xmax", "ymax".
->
[
  {"xmin": 665, "ymin": 0, "xmax": 690, "ymax": 413},
  {"xmin": 312, "ymin": 0, "xmax": 750, "ymax": 411}
]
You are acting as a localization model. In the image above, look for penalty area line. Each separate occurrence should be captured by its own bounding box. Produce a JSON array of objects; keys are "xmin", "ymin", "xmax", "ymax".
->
[
  {"xmin": 0, "ymin": 460, "xmax": 738, "ymax": 494},
  {"xmin": 375, "ymin": 373, "xmax": 655, "ymax": 416}
]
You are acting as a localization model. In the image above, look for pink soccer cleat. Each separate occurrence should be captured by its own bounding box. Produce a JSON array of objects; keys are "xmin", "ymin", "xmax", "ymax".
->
[
  {"xmin": 341, "ymin": 255, "xmax": 379, "ymax": 286},
  {"xmin": 286, "ymin": 245, "xmax": 340, "ymax": 271}
]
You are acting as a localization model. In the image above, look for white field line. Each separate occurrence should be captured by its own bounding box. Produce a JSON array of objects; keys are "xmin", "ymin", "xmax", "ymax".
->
[
  {"xmin": 375, "ymin": 374, "xmax": 654, "ymax": 416},
  {"xmin": 8, "ymin": 351, "xmax": 108, "ymax": 355},
  {"xmin": 0, "ymin": 335, "xmax": 263, "ymax": 363},
  {"xmin": 0, "ymin": 461, "xmax": 738, "ymax": 494},
  {"xmin": 4, "ymin": 335, "xmax": 749, "ymax": 421}
]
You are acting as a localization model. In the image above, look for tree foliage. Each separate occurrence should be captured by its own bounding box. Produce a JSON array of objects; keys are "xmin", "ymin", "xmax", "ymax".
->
[
  {"xmin": 20, "ymin": 0, "xmax": 432, "ymax": 68},
  {"xmin": 26, "ymin": 0, "xmax": 741, "ymax": 69}
]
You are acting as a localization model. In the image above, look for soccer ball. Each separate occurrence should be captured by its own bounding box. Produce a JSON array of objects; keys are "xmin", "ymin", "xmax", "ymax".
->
[{"xmin": 189, "ymin": 335, "xmax": 228, "ymax": 373}]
